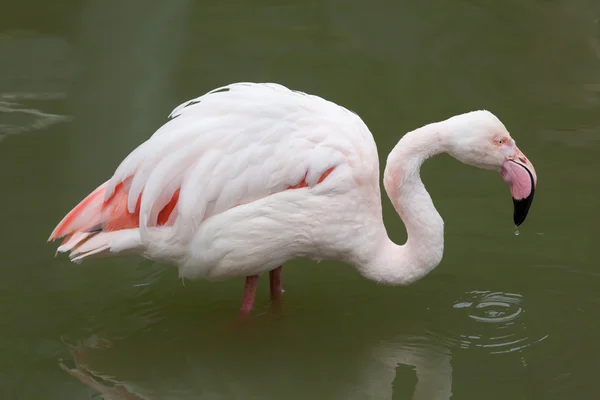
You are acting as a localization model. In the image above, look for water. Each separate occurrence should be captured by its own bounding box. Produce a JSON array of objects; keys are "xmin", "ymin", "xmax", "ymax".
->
[{"xmin": 1, "ymin": 0, "xmax": 599, "ymax": 398}]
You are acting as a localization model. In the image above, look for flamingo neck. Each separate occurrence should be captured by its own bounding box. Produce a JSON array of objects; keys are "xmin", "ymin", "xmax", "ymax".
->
[{"xmin": 363, "ymin": 122, "xmax": 449, "ymax": 285}]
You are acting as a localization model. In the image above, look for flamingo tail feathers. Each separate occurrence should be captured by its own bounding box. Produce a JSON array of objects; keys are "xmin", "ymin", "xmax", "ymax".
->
[{"xmin": 48, "ymin": 179, "xmax": 162, "ymax": 262}]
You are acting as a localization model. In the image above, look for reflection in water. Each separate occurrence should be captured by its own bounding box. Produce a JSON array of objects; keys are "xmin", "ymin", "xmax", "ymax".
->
[
  {"xmin": 349, "ymin": 338, "xmax": 452, "ymax": 400},
  {"xmin": 60, "ymin": 330, "xmax": 453, "ymax": 400},
  {"xmin": 60, "ymin": 338, "xmax": 146, "ymax": 400},
  {"xmin": 452, "ymin": 290, "xmax": 548, "ymax": 355},
  {"xmin": 52, "ymin": 276, "xmax": 600, "ymax": 399}
]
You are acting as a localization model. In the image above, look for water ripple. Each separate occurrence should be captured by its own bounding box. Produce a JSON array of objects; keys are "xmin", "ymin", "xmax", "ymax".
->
[
  {"xmin": 0, "ymin": 92, "xmax": 71, "ymax": 139},
  {"xmin": 451, "ymin": 290, "xmax": 548, "ymax": 355}
]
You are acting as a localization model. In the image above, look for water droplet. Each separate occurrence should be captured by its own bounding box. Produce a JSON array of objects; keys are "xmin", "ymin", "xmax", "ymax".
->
[{"xmin": 514, "ymin": 226, "xmax": 520, "ymax": 236}]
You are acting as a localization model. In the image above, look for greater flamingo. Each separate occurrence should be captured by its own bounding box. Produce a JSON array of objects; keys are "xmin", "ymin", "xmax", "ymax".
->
[{"xmin": 49, "ymin": 83, "xmax": 537, "ymax": 313}]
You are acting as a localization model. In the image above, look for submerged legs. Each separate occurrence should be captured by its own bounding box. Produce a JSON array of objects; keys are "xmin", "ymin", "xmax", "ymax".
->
[
  {"xmin": 241, "ymin": 275, "xmax": 259, "ymax": 314},
  {"xmin": 239, "ymin": 265, "xmax": 283, "ymax": 314},
  {"xmin": 269, "ymin": 265, "xmax": 283, "ymax": 301}
]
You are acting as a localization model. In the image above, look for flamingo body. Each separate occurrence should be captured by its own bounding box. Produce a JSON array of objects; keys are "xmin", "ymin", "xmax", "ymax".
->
[
  {"xmin": 49, "ymin": 82, "xmax": 537, "ymax": 312},
  {"xmin": 51, "ymin": 83, "xmax": 380, "ymax": 277}
]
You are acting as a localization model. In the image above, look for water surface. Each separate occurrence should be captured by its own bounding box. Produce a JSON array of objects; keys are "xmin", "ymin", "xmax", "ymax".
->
[{"xmin": 1, "ymin": 0, "xmax": 599, "ymax": 398}]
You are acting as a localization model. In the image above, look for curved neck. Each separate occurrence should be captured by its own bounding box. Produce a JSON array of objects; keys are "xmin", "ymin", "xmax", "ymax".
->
[{"xmin": 362, "ymin": 122, "xmax": 448, "ymax": 285}]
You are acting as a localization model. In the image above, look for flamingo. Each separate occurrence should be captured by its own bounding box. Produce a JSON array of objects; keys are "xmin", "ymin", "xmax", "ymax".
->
[{"xmin": 48, "ymin": 82, "xmax": 537, "ymax": 313}]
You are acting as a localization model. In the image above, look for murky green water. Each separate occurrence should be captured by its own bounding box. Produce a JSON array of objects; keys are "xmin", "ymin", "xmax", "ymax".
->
[{"xmin": 1, "ymin": 1, "xmax": 599, "ymax": 398}]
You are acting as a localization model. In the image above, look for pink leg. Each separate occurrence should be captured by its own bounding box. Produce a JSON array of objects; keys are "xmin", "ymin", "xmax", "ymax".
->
[
  {"xmin": 241, "ymin": 275, "xmax": 259, "ymax": 314},
  {"xmin": 269, "ymin": 265, "xmax": 283, "ymax": 301}
]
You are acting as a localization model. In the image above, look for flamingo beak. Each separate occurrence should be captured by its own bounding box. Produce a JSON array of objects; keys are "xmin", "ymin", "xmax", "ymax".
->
[{"xmin": 500, "ymin": 148, "xmax": 537, "ymax": 226}]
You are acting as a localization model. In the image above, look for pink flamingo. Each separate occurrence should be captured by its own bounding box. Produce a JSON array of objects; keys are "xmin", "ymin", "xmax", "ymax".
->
[{"xmin": 48, "ymin": 83, "xmax": 537, "ymax": 313}]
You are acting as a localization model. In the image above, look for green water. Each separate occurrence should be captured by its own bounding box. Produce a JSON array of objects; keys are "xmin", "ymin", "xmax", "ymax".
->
[{"xmin": 1, "ymin": 0, "xmax": 599, "ymax": 398}]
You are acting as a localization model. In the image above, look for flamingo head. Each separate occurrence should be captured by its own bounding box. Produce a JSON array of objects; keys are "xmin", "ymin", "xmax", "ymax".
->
[{"xmin": 444, "ymin": 110, "xmax": 537, "ymax": 226}]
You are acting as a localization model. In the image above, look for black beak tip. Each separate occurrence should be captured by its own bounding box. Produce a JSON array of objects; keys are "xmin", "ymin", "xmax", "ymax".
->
[
  {"xmin": 513, "ymin": 192, "xmax": 534, "ymax": 227},
  {"xmin": 510, "ymin": 161, "xmax": 536, "ymax": 227}
]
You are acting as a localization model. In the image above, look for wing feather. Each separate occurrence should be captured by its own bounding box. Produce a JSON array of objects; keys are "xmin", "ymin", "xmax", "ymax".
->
[{"xmin": 103, "ymin": 82, "xmax": 376, "ymax": 246}]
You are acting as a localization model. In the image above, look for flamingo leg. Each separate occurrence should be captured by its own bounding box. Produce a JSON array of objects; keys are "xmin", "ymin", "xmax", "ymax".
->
[
  {"xmin": 269, "ymin": 265, "xmax": 283, "ymax": 301},
  {"xmin": 241, "ymin": 275, "xmax": 259, "ymax": 314}
]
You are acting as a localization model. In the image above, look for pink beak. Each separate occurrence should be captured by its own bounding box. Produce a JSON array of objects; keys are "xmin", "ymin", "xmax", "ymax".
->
[{"xmin": 500, "ymin": 148, "xmax": 537, "ymax": 226}]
